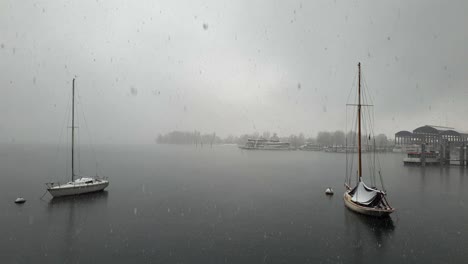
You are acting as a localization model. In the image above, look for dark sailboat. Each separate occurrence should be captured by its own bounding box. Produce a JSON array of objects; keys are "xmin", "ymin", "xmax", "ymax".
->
[{"xmin": 343, "ymin": 63, "xmax": 394, "ymax": 217}]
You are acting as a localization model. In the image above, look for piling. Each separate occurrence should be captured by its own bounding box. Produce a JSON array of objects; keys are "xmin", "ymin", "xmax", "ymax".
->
[
  {"xmin": 446, "ymin": 142, "xmax": 451, "ymax": 163},
  {"xmin": 440, "ymin": 140, "xmax": 446, "ymax": 166},
  {"xmin": 460, "ymin": 143, "xmax": 466, "ymax": 167},
  {"xmin": 421, "ymin": 143, "xmax": 426, "ymax": 167}
]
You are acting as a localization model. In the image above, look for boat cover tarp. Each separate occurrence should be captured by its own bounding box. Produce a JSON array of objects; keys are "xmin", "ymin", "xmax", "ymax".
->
[{"xmin": 349, "ymin": 181, "xmax": 383, "ymax": 206}]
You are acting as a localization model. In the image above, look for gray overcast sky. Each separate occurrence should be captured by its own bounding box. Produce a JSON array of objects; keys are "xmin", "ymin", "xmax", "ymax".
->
[{"xmin": 1, "ymin": 0, "xmax": 467, "ymax": 144}]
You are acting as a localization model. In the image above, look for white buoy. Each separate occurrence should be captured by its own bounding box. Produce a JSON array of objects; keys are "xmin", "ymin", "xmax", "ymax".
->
[
  {"xmin": 325, "ymin": 188, "xmax": 334, "ymax": 195},
  {"xmin": 14, "ymin": 197, "xmax": 26, "ymax": 204}
]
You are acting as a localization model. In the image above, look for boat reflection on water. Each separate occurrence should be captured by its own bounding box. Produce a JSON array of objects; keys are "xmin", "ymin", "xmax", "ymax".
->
[
  {"xmin": 458, "ymin": 167, "xmax": 465, "ymax": 191},
  {"xmin": 48, "ymin": 190, "xmax": 109, "ymax": 207},
  {"xmin": 46, "ymin": 191, "xmax": 109, "ymax": 262},
  {"xmin": 414, "ymin": 165, "xmax": 466, "ymax": 195},
  {"xmin": 344, "ymin": 208, "xmax": 395, "ymax": 241},
  {"xmin": 344, "ymin": 208, "xmax": 395, "ymax": 261}
]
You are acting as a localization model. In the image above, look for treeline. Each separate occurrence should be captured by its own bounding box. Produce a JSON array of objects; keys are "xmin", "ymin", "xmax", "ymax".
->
[
  {"xmin": 156, "ymin": 130, "xmax": 393, "ymax": 148},
  {"xmin": 156, "ymin": 131, "xmax": 309, "ymax": 148},
  {"xmin": 312, "ymin": 131, "xmax": 392, "ymax": 147},
  {"xmin": 156, "ymin": 131, "xmax": 222, "ymax": 146}
]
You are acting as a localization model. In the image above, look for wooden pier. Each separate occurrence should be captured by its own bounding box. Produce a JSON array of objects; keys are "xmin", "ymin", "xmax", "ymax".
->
[
  {"xmin": 418, "ymin": 142, "xmax": 467, "ymax": 167},
  {"xmin": 395, "ymin": 125, "xmax": 468, "ymax": 167}
]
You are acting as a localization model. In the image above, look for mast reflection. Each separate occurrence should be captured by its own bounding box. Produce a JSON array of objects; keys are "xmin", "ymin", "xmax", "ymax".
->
[{"xmin": 46, "ymin": 191, "xmax": 109, "ymax": 262}]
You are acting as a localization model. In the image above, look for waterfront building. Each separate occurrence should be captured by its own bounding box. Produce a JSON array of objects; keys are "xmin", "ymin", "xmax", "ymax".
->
[{"xmin": 395, "ymin": 125, "xmax": 468, "ymax": 148}]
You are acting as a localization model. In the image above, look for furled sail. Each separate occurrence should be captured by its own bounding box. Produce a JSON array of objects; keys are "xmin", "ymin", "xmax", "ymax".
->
[{"xmin": 349, "ymin": 181, "xmax": 382, "ymax": 206}]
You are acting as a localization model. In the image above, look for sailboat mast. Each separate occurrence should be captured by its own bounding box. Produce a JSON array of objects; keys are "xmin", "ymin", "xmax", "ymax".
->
[
  {"xmin": 357, "ymin": 63, "xmax": 362, "ymax": 180},
  {"xmin": 71, "ymin": 78, "xmax": 75, "ymax": 181}
]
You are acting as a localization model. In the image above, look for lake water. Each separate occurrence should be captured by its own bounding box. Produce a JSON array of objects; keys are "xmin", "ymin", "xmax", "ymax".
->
[{"xmin": 1, "ymin": 143, "xmax": 467, "ymax": 263}]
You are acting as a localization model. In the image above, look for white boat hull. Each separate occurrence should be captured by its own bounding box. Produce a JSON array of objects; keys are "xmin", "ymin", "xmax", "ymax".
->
[
  {"xmin": 343, "ymin": 192, "xmax": 393, "ymax": 217},
  {"xmin": 238, "ymin": 146, "xmax": 292, "ymax": 150},
  {"xmin": 47, "ymin": 180, "xmax": 109, "ymax": 198},
  {"xmin": 403, "ymin": 157, "xmax": 439, "ymax": 165}
]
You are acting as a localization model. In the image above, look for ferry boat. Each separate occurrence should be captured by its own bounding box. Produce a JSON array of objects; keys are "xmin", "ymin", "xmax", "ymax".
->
[
  {"xmin": 238, "ymin": 138, "xmax": 292, "ymax": 150},
  {"xmin": 403, "ymin": 151, "xmax": 440, "ymax": 165},
  {"xmin": 299, "ymin": 143, "xmax": 322, "ymax": 151},
  {"xmin": 325, "ymin": 146, "xmax": 366, "ymax": 153},
  {"xmin": 392, "ymin": 144, "xmax": 420, "ymax": 153}
]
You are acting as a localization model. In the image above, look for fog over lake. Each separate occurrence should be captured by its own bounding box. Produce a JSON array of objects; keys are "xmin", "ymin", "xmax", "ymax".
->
[{"xmin": 1, "ymin": 0, "xmax": 468, "ymax": 144}]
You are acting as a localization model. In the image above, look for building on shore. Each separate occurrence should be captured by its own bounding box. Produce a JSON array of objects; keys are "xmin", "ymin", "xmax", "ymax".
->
[{"xmin": 395, "ymin": 125, "xmax": 468, "ymax": 149}]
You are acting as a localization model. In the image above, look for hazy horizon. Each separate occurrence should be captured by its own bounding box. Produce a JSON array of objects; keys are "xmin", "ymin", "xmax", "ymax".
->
[{"xmin": 1, "ymin": 0, "xmax": 467, "ymax": 144}]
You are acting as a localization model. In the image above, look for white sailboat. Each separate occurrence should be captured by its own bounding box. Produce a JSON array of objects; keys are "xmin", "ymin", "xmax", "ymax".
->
[
  {"xmin": 46, "ymin": 78, "xmax": 109, "ymax": 198},
  {"xmin": 343, "ymin": 63, "xmax": 394, "ymax": 217}
]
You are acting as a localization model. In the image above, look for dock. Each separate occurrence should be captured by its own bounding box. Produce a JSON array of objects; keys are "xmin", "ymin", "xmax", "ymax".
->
[{"xmin": 395, "ymin": 125, "xmax": 468, "ymax": 167}]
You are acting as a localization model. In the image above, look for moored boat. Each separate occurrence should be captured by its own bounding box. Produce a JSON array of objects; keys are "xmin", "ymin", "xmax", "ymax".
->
[
  {"xmin": 344, "ymin": 182, "xmax": 393, "ymax": 217},
  {"xmin": 14, "ymin": 197, "xmax": 26, "ymax": 204},
  {"xmin": 46, "ymin": 78, "xmax": 109, "ymax": 198},
  {"xmin": 393, "ymin": 144, "xmax": 420, "ymax": 153},
  {"xmin": 47, "ymin": 178, "xmax": 109, "ymax": 197},
  {"xmin": 343, "ymin": 63, "xmax": 394, "ymax": 217},
  {"xmin": 239, "ymin": 138, "xmax": 292, "ymax": 150},
  {"xmin": 299, "ymin": 143, "xmax": 322, "ymax": 151},
  {"xmin": 403, "ymin": 151, "xmax": 440, "ymax": 165}
]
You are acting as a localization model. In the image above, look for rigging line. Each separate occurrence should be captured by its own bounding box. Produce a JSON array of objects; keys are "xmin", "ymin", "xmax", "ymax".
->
[
  {"xmin": 346, "ymin": 106, "xmax": 354, "ymax": 179},
  {"xmin": 371, "ymin": 138, "xmax": 376, "ymax": 185},
  {"xmin": 346, "ymin": 91, "xmax": 357, "ymax": 186},
  {"xmin": 362, "ymin": 91, "xmax": 374, "ymax": 185},
  {"xmin": 79, "ymin": 97, "xmax": 83, "ymax": 176},
  {"xmin": 373, "ymin": 137, "xmax": 377, "ymax": 184},
  {"xmin": 346, "ymin": 108, "xmax": 350, "ymax": 184},
  {"xmin": 39, "ymin": 189, "xmax": 49, "ymax": 200},
  {"xmin": 352, "ymin": 110, "xmax": 358, "ymax": 184},
  {"xmin": 363, "ymin": 74, "xmax": 375, "ymax": 106},
  {"xmin": 54, "ymin": 90, "xmax": 72, "ymax": 182},
  {"xmin": 346, "ymin": 79, "xmax": 359, "ymax": 182},
  {"xmin": 347, "ymin": 136, "xmax": 351, "ymax": 184},
  {"xmin": 346, "ymin": 116, "xmax": 349, "ymax": 184},
  {"xmin": 363, "ymin": 75, "xmax": 383, "ymax": 188},
  {"xmin": 366, "ymin": 107, "xmax": 376, "ymax": 186},
  {"xmin": 347, "ymin": 104, "xmax": 358, "ymax": 186},
  {"xmin": 349, "ymin": 70, "xmax": 359, "ymax": 186},
  {"xmin": 378, "ymin": 170, "xmax": 386, "ymax": 193},
  {"xmin": 361, "ymin": 71, "xmax": 372, "ymax": 108},
  {"xmin": 77, "ymin": 87, "xmax": 101, "ymax": 177},
  {"xmin": 369, "ymin": 113, "xmax": 377, "ymax": 186},
  {"xmin": 365, "ymin": 90, "xmax": 375, "ymax": 138},
  {"xmin": 345, "ymin": 101, "xmax": 348, "ymax": 186},
  {"xmin": 376, "ymin": 142, "xmax": 385, "ymax": 190},
  {"xmin": 371, "ymin": 96, "xmax": 378, "ymax": 182},
  {"xmin": 362, "ymin": 106, "xmax": 372, "ymax": 185},
  {"xmin": 349, "ymin": 106, "xmax": 357, "ymax": 186},
  {"xmin": 346, "ymin": 69, "xmax": 358, "ymax": 104},
  {"xmin": 362, "ymin": 78, "xmax": 379, "ymax": 185},
  {"xmin": 347, "ymin": 129, "xmax": 352, "ymax": 182},
  {"xmin": 76, "ymin": 97, "xmax": 80, "ymax": 176},
  {"xmin": 66, "ymin": 110, "xmax": 70, "ymax": 182},
  {"xmin": 362, "ymin": 78, "xmax": 377, "ymax": 149},
  {"xmin": 351, "ymin": 102, "xmax": 358, "ymax": 145}
]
